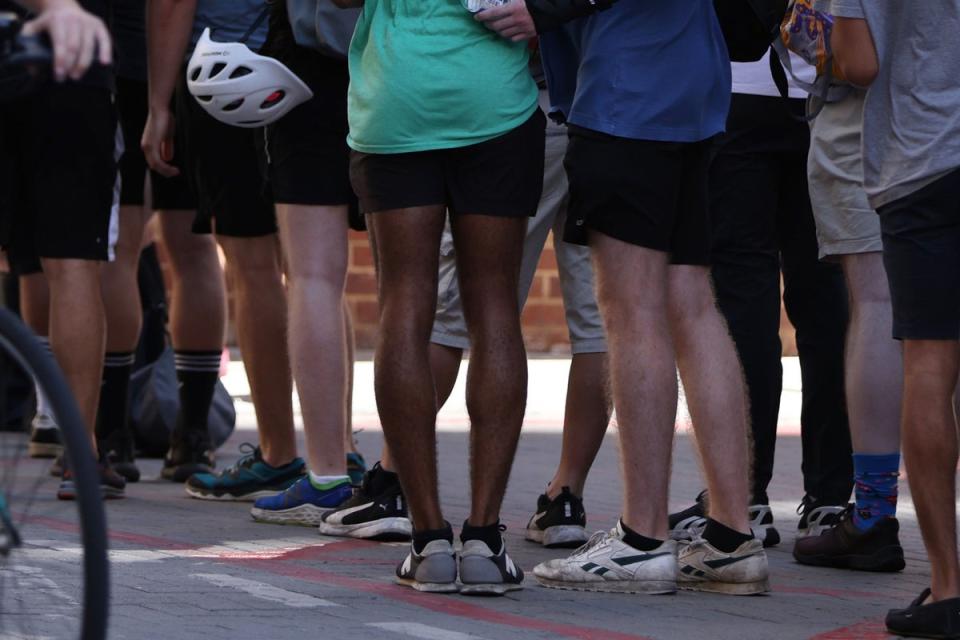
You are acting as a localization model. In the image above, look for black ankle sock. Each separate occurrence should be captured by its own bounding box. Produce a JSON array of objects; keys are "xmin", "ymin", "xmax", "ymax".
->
[
  {"xmin": 618, "ymin": 519, "xmax": 664, "ymax": 551},
  {"xmin": 96, "ymin": 352, "xmax": 136, "ymax": 441},
  {"xmin": 702, "ymin": 518, "xmax": 754, "ymax": 553},
  {"xmin": 412, "ymin": 523, "xmax": 453, "ymax": 554},
  {"xmin": 173, "ymin": 350, "xmax": 221, "ymax": 433},
  {"xmin": 460, "ymin": 519, "xmax": 503, "ymax": 554}
]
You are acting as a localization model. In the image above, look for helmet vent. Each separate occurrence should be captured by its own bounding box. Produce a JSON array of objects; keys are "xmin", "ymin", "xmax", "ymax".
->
[
  {"xmin": 223, "ymin": 98, "xmax": 245, "ymax": 112},
  {"xmin": 260, "ymin": 90, "xmax": 286, "ymax": 109},
  {"xmin": 189, "ymin": 67, "xmax": 202, "ymax": 81},
  {"xmin": 210, "ymin": 62, "xmax": 227, "ymax": 78},
  {"xmin": 197, "ymin": 95, "xmax": 213, "ymax": 103},
  {"xmin": 230, "ymin": 66, "xmax": 253, "ymax": 79}
]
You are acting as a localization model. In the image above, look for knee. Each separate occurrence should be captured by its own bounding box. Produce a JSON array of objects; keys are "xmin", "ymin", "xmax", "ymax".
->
[{"xmin": 667, "ymin": 269, "xmax": 717, "ymax": 328}]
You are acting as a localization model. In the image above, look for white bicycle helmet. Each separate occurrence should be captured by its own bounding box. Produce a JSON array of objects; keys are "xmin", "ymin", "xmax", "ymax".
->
[{"xmin": 186, "ymin": 28, "xmax": 312, "ymax": 128}]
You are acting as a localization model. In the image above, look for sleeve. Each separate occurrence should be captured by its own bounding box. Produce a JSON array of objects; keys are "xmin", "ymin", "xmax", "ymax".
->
[{"xmin": 830, "ymin": 0, "xmax": 865, "ymax": 19}]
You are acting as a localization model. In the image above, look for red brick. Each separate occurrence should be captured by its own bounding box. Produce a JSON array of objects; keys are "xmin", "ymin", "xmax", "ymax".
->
[
  {"xmin": 521, "ymin": 302, "xmax": 567, "ymax": 326},
  {"xmin": 346, "ymin": 272, "xmax": 378, "ymax": 296},
  {"xmin": 351, "ymin": 244, "xmax": 375, "ymax": 268}
]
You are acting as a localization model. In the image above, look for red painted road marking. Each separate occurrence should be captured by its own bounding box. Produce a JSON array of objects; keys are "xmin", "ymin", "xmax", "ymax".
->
[{"xmin": 807, "ymin": 619, "xmax": 889, "ymax": 639}]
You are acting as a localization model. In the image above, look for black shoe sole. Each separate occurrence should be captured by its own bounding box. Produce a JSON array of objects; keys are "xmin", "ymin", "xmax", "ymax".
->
[
  {"xmin": 885, "ymin": 626, "xmax": 960, "ymax": 640},
  {"xmin": 794, "ymin": 545, "xmax": 906, "ymax": 572}
]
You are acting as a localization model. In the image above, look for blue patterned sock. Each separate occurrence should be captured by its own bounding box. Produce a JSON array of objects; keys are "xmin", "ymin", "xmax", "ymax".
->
[{"xmin": 852, "ymin": 453, "xmax": 900, "ymax": 531}]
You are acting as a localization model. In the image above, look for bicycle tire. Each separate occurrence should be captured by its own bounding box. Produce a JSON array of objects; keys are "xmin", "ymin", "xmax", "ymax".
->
[{"xmin": 0, "ymin": 308, "xmax": 109, "ymax": 640}]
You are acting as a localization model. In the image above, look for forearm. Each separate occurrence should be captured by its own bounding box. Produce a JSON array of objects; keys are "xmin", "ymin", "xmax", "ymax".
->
[
  {"xmin": 146, "ymin": 0, "xmax": 196, "ymax": 111},
  {"xmin": 831, "ymin": 16, "xmax": 879, "ymax": 86}
]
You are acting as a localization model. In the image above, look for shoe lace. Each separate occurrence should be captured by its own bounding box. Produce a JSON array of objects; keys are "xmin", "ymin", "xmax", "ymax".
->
[
  {"xmin": 570, "ymin": 530, "xmax": 608, "ymax": 557},
  {"xmin": 221, "ymin": 443, "xmax": 260, "ymax": 477}
]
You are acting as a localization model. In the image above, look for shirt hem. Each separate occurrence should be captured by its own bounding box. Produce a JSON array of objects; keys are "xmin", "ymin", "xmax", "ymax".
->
[{"xmin": 566, "ymin": 112, "xmax": 723, "ymax": 143}]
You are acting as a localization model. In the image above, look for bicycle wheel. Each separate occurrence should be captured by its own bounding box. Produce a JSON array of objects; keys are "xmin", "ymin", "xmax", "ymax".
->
[{"xmin": 0, "ymin": 308, "xmax": 109, "ymax": 640}]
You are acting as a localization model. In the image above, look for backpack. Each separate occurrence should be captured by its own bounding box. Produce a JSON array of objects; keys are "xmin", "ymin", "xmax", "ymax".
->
[{"xmin": 713, "ymin": 0, "xmax": 789, "ymax": 62}]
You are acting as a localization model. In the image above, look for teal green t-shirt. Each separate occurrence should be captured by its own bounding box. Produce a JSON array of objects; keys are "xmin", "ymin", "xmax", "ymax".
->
[{"xmin": 346, "ymin": 0, "xmax": 539, "ymax": 154}]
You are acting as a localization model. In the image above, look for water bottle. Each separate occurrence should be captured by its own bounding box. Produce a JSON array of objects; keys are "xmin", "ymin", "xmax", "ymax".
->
[{"xmin": 461, "ymin": 0, "xmax": 512, "ymax": 13}]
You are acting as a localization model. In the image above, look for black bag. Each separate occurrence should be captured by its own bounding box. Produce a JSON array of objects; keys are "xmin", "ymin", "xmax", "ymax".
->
[
  {"xmin": 129, "ymin": 347, "xmax": 236, "ymax": 457},
  {"xmin": 714, "ymin": 0, "xmax": 789, "ymax": 62}
]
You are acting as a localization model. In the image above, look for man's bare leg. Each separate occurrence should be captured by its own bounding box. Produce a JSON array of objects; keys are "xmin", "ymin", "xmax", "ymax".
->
[
  {"xmin": 100, "ymin": 205, "xmax": 151, "ymax": 355},
  {"xmin": 591, "ymin": 236, "xmax": 676, "ymax": 539},
  {"xmin": 668, "ymin": 265, "xmax": 751, "ymax": 534},
  {"xmin": 218, "ymin": 234, "xmax": 296, "ymax": 467},
  {"xmin": 42, "ymin": 258, "xmax": 105, "ymax": 450},
  {"xmin": 369, "ymin": 207, "xmax": 447, "ymax": 531},
  {"xmin": 902, "ymin": 340, "xmax": 960, "ymax": 601},
  {"xmin": 450, "ymin": 214, "xmax": 527, "ymax": 527},
  {"xmin": 276, "ymin": 204, "xmax": 350, "ymax": 474},
  {"xmin": 546, "ymin": 352, "xmax": 610, "ymax": 498},
  {"xmin": 344, "ymin": 300, "xmax": 359, "ymax": 456}
]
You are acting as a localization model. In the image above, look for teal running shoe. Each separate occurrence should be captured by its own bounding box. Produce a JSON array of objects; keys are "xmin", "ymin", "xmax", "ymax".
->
[
  {"xmin": 347, "ymin": 452, "xmax": 366, "ymax": 487},
  {"xmin": 251, "ymin": 475, "xmax": 353, "ymax": 526},
  {"xmin": 185, "ymin": 443, "xmax": 305, "ymax": 502}
]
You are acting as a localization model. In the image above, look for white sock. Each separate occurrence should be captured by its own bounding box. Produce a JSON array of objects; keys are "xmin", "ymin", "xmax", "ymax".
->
[
  {"xmin": 35, "ymin": 336, "xmax": 53, "ymax": 419},
  {"xmin": 308, "ymin": 472, "xmax": 349, "ymax": 489}
]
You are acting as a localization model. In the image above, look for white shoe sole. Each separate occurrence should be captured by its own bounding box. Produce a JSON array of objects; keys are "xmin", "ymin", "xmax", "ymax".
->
[
  {"xmin": 395, "ymin": 578, "xmax": 459, "ymax": 593},
  {"xmin": 526, "ymin": 525, "xmax": 589, "ymax": 548},
  {"xmin": 318, "ymin": 517, "xmax": 412, "ymax": 540},
  {"xmin": 250, "ymin": 504, "xmax": 325, "ymax": 526},
  {"xmin": 678, "ymin": 578, "xmax": 770, "ymax": 595},
  {"xmin": 536, "ymin": 577, "xmax": 677, "ymax": 595},
  {"xmin": 186, "ymin": 486, "xmax": 282, "ymax": 502}
]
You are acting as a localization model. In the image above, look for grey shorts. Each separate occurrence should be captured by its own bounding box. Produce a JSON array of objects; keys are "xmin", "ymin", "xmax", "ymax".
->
[
  {"xmin": 430, "ymin": 93, "xmax": 606, "ymax": 355},
  {"xmin": 808, "ymin": 90, "xmax": 882, "ymax": 260}
]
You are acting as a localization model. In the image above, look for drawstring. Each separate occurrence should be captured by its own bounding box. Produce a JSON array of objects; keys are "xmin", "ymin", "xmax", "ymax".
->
[{"xmin": 238, "ymin": 1, "xmax": 274, "ymax": 45}]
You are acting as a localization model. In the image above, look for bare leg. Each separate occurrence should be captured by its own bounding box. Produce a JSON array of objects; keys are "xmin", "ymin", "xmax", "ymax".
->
[
  {"xmin": 669, "ymin": 265, "xmax": 751, "ymax": 534},
  {"xmin": 344, "ymin": 300, "xmax": 358, "ymax": 455},
  {"xmin": 591, "ymin": 234, "xmax": 675, "ymax": 539},
  {"xmin": 156, "ymin": 210, "xmax": 225, "ymax": 350},
  {"xmin": 546, "ymin": 352, "xmax": 611, "ymax": 498},
  {"xmin": 901, "ymin": 340, "xmax": 960, "ymax": 601},
  {"xmin": 451, "ymin": 214, "xmax": 528, "ymax": 527},
  {"xmin": 429, "ymin": 343, "xmax": 464, "ymax": 408},
  {"xmin": 841, "ymin": 253, "xmax": 902, "ymax": 453},
  {"xmin": 100, "ymin": 205, "xmax": 151, "ymax": 352},
  {"xmin": 41, "ymin": 258, "xmax": 105, "ymax": 450},
  {"xmin": 218, "ymin": 234, "xmax": 296, "ymax": 467},
  {"xmin": 19, "ymin": 273, "xmax": 50, "ymax": 335},
  {"xmin": 369, "ymin": 207, "xmax": 447, "ymax": 531}
]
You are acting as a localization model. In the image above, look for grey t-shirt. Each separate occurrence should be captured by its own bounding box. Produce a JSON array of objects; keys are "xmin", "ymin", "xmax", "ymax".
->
[
  {"xmin": 831, "ymin": 0, "xmax": 960, "ymax": 208},
  {"xmin": 287, "ymin": 0, "xmax": 359, "ymax": 59},
  {"xmin": 191, "ymin": 0, "xmax": 268, "ymax": 53}
]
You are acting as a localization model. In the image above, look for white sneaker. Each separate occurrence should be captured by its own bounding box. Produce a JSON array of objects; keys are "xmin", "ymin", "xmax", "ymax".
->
[
  {"xmin": 677, "ymin": 536, "xmax": 770, "ymax": 595},
  {"xmin": 28, "ymin": 413, "xmax": 62, "ymax": 458},
  {"xmin": 533, "ymin": 522, "xmax": 677, "ymax": 594},
  {"xmin": 671, "ymin": 505, "xmax": 780, "ymax": 548}
]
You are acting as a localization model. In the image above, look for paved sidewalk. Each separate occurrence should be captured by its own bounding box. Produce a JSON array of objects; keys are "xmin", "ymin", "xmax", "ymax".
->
[{"xmin": 12, "ymin": 357, "xmax": 925, "ymax": 639}]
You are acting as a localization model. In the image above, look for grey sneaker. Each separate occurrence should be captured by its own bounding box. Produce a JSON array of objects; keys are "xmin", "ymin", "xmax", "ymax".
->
[
  {"xmin": 458, "ymin": 539, "xmax": 524, "ymax": 596},
  {"xmin": 533, "ymin": 522, "xmax": 678, "ymax": 594},
  {"xmin": 677, "ymin": 536, "xmax": 770, "ymax": 595},
  {"xmin": 395, "ymin": 539, "xmax": 458, "ymax": 593}
]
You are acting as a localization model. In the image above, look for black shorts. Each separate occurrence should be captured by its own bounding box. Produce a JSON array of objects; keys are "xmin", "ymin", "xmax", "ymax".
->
[
  {"xmin": 877, "ymin": 167, "xmax": 960, "ymax": 340},
  {"xmin": 153, "ymin": 70, "xmax": 275, "ymax": 237},
  {"xmin": 563, "ymin": 126, "xmax": 712, "ymax": 266},
  {"xmin": 115, "ymin": 76, "xmax": 149, "ymax": 206},
  {"xmin": 350, "ymin": 109, "xmax": 546, "ymax": 217},
  {"xmin": 0, "ymin": 83, "xmax": 119, "ymax": 274}
]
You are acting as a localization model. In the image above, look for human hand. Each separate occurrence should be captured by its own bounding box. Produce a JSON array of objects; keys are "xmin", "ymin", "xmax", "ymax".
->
[
  {"xmin": 141, "ymin": 107, "xmax": 180, "ymax": 177},
  {"xmin": 21, "ymin": 0, "xmax": 111, "ymax": 82},
  {"xmin": 474, "ymin": 1, "xmax": 537, "ymax": 42}
]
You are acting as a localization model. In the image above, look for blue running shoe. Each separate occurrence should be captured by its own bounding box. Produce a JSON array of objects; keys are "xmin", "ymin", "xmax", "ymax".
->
[
  {"xmin": 251, "ymin": 475, "xmax": 353, "ymax": 526},
  {"xmin": 185, "ymin": 443, "xmax": 305, "ymax": 502},
  {"xmin": 347, "ymin": 452, "xmax": 366, "ymax": 487}
]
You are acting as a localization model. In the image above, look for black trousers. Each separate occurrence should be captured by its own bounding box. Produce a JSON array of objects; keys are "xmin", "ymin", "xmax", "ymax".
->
[{"xmin": 709, "ymin": 94, "xmax": 853, "ymax": 506}]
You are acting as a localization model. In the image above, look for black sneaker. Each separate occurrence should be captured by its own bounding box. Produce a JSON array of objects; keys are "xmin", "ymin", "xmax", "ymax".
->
[
  {"xmin": 793, "ymin": 505, "xmax": 905, "ymax": 572},
  {"xmin": 887, "ymin": 588, "xmax": 960, "ymax": 639},
  {"xmin": 525, "ymin": 486, "xmax": 588, "ymax": 548},
  {"xmin": 28, "ymin": 418, "xmax": 62, "ymax": 458},
  {"xmin": 100, "ymin": 430, "xmax": 141, "ymax": 483},
  {"xmin": 459, "ymin": 529, "xmax": 525, "ymax": 596},
  {"xmin": 668, "ymin": 490, "xmax": 779, "ymax": 548},
  {"xmin": 396, "ymin": 539, "xmax": 459, "ymax": 593},
  {"xmin": 318, "ymin": 462, "xmax": 412, "ymax": 540},
  {"xmin": 797, "ymin": 495, "xmax": 847, "ymax": 538},
  {"xmin": 162, "ymin": 430, "xmax": 215, "ymax": 482},
  {"xmin": 57, "ymin": 460, "xmax": 126, "ymax": 500}
]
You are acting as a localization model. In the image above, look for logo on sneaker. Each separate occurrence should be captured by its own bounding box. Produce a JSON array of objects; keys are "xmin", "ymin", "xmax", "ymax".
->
[
  {"xmin": 703, "ymin": 555, "xmax": 753, "ymax": 569},
  {"xmin": 504, "ymin": 553, "xmax": 519, "ymax": 578},
  {"xmin": 564, "ymin": 502, "xmax": 571, "ymax": 518},
  {"xmin": 612, "ymin": 552, "xmax": 672, "ymax": 566},
  {"xmin": 401, "ymin": 554, "xmax": 413, "ymax": 574},
  {"xmin": 580, "ymin": 562, "xmax": 610, "ymax": 576}
]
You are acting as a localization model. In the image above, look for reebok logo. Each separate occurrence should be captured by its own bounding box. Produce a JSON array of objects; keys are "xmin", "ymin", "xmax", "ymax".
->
[
  {"xmin": 704, "ymin": 555, "xmax": 753, "ymax": 569},
  {"xmin": 613, "ymin": 552, "xmax": 672, "ymax": 566}
]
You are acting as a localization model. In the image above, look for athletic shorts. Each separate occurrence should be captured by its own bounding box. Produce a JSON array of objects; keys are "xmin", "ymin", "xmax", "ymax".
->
[
  {"xmin": 115, "ymin": 76, "xmax": 149, "ymax": 206},
  {"xmin": 350, "ymin": 110, "xmax": 546, "ymax": 217},
  {"xmin": 153, "ymin": 70, "xmax": 275, "ymax": 237},
  {"xmin": 0, "ymin": 83, "xmax": 119, "ymax": 274},
  {"xmin": 808, "ymin": 90, "xmax": 880, "ymax": 260},
  {"xmin": 563, "ymin": 126, "xmax": 713, "ymax": 265},
  {"xmin": 432, "ymin": 93, "xmax": 606, "ymax": 354},
  {"xmin": 877, "ymin": 167, "xmax": 960, "ymax": 341}
]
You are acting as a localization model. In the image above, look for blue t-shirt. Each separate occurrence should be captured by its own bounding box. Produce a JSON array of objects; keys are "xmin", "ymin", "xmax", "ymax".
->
[
  {"xmin": 191, "ymin": 0, "xmax": 268, "ymax": 52},
  {"xmin": 540, "ymin": 0, "xmax": 731, "ymax": 143}
]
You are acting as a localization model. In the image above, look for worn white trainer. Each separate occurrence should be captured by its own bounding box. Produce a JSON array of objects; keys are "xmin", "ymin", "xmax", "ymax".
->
[
  {"xmin": 677, "ymin": 536, "xmax": 770, "ymax": 595},
  {"xmin": 533, "ymin": 522, "xmax": 677, "ymax": 594}
]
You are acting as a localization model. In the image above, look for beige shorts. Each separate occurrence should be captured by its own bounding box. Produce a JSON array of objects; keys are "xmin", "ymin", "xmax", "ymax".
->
[
  {"xmin": 430, "ymin": 92, "xmax": 606, "ymax": 355},
  {"xmin": 808, "ymin": 89, "xmax": 882, "ymax": 260}
]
